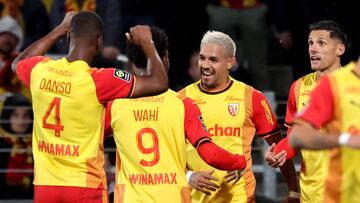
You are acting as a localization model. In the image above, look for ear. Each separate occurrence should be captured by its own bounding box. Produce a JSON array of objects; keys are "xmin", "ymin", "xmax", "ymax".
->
[
  {"xmin": 336, "ymin": 44, "xmax": 345, "ymax": 57},
  {"xmin": 66, "ymin": 32, "xmax": 70, "ymax": 42},
  {"xmin": 97, "ymin": 36, "xmax": 103, "ymax": 50},
  {"xmin": 227, "ymin": 56, "xmax": 237, "ymax": 70},
  {"xmin": 162, "ymin": 51, "xmax": 170, "ymax": 72}
]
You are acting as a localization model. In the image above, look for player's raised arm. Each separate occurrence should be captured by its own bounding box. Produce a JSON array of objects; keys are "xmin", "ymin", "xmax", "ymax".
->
[
  {"xmin": 12, "ymin": 12, "xmax": 76, "ymax": 72},
  {"xmin": 126, "ymin": 25, "xmax": 168, "ymax": 97}
]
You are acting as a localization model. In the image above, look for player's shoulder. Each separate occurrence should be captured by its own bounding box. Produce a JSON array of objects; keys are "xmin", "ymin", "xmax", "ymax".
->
[
  {"xmin": 173, "ymin": 89, "xmax": 191, "ymax": 102},
  {"xmin": 178, "ymin": 81, "xmax": 201, "ymax": 96},
  {"xmin": 229, "ymin": 77, "xmax": 255, "ymax": 92},
  {"xmin": 334, "ymin": 66, "xmax": 354, "ymax": 76},
  {"xmin": 298, "ymin": 72, "xmax": 317, "ymax": 86}
]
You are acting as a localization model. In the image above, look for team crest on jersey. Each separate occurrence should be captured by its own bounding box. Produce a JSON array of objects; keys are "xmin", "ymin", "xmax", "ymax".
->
[
  {"xmin": 228, "ymin": 103, "xmax": 239, "ymax": 116},
  {"xmin": 113, "ymin": 69, "xmax": 131, "ymax": 83},
  {"xmin": 198, "ymin": 116, "xmax": 208, "ymax": 132}
]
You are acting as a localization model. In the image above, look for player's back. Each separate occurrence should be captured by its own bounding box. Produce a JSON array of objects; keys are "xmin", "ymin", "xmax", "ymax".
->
[
  {"xmin": 109, "ymin": 89, "xmax": 190, "ymax": 203},
  {"xmin": 28, "ymin": 57, "xmax": 123, "ymax": 188}
]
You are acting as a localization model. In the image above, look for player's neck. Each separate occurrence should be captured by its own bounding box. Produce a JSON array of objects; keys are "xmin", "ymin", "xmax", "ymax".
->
[
  {"xmin": 67, "ymin": 46, "xmax": 96, "ymax": 65},
  {"xmin": 200, "ymin": 77, "xmax": 232, "ymax": 93}
]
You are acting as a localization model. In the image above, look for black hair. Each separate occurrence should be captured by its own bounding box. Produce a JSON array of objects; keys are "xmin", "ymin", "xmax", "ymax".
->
[
  {"xmin": 309, "ymin": 21, "xmax": 348, "ymax": 47},
  {"xmin": 126, "ymin": 26, "xmax": 168, "ymax": 69},
  {"xmin": 1, "ymin": 94, "xmax": 33, "ymax": 134},
  {"xmin": 70, "ymin": 11, "xmax": 103, "ymax": 39}
]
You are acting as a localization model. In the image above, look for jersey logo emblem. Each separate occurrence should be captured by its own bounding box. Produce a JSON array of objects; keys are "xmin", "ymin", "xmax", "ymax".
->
[
  {"xmin": 113, "ymin": 69, "xmax": 131, "ymax": 83},
  {"xmin": 228, "ymin": 103, "xmax": 239, "ymax": 116}
]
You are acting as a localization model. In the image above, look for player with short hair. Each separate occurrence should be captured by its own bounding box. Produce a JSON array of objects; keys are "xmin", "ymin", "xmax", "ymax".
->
[
  {"xmin": 12, "ymin": 11, "xmax": 168, "ymax": 202},
  {"xmin": 289, "ymin": 56, "xmax": 360, "ymax": 203},
  {"xmin": 179, "ymin": 30, "xmax": 298, "ymax": 203},
  {"xmin": 265, "ymin": 20, "xmax": 347, "ymax": 202},
  {"xmin": 106, "ymin": 26, "xmax": 247, "ymax": 203}
]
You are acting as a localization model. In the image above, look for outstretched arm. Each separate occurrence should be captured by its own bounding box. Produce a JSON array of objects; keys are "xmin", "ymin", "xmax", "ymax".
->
[
  {"xmin": 12, "ymin": 12, "xmax": 76, "ymax": 72},
  {"xmin": 289, "ymin": 123, "xmax": 351, "ymax": 149},
  {"xmin": 195, "ymin": 140, "xmax": 246, "ymax": 171}
]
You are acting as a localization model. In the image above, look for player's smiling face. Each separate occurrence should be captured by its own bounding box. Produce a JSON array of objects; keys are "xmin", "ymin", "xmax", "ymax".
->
[
  {"xmin": 308, "ymin": 30, "xmax": 344, "ymax": 71},
  {"xmin": 199, "ymin": 43, "xmax": 234, "ymax": 91}
]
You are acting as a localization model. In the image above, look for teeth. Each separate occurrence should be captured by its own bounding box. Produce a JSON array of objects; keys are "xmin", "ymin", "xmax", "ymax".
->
[
  {"xmin": 310, "ymin": 56, "xmax": 320, "ymax": 60},
  {"xmin": 202, "ymin": 72, "xmax": 212, "ymax": 76}
]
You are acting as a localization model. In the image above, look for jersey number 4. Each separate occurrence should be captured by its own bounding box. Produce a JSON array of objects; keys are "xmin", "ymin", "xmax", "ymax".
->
[
  {"xmin": 136, "ymin": 128, "xmax": 160, "ymax": 167},
  {"xmin": 42, "ymin": 97, "xmax": 64, "ymax": 137}
]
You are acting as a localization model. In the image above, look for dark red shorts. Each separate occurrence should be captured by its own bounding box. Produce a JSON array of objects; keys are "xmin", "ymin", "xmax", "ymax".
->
[{"xmin": 34, "ymin": 185, "xmax": 108, "ymax": 203}]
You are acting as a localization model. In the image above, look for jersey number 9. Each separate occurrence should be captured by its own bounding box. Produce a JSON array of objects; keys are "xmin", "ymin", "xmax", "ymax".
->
[{"xmin": 136, "ymin": 128, "xmax": 160, "ymax": 167}]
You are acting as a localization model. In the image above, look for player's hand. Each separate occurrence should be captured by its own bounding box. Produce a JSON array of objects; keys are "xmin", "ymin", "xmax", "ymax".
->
[
  {"xmin": 224, "ymin": 169, "xmax": 244, "ymax": 185},
  {"xmin": 126, "ymin": 25, "xmax": 153, "ymax": 47},
  {"xmin": 58, "ymin": 11, "xmax": 77, "ymax": 33},
  {"xmin": 189, "ymin": 170, "xmax": 219, "ymax": 195},
  {"xmin": 346, "ymin": 134, "xmax": 360, "ymax": 148},
  {"xmin": 265, "ymin": 143, "xmax": 287, "ymax": 167}
]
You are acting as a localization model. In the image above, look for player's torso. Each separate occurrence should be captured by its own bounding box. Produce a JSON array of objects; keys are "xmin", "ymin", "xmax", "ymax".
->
[
  {"xmin": 185, "ymin": 81, "xmax": 254, "ymax": 157},
  {"xmin": 326, "ymin": 68, "xmax": 360, "ymax": 203},
  {"xmin": 182, "ymin": 80, "xmax": 256, "ymax": 202},
  {"xmin": 111, "ymin": 90, "xmax": 189, "ymax": 202},
  {"xmin": 30, "ymin": 58, "xmax": 105, "ymax": 187},
  {"xmin": 296, "ymin": 73, "xmax": 330, "ymax": 202}
]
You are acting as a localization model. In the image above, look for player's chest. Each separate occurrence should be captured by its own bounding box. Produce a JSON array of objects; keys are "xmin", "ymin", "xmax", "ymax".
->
[
  {"xmin": 298, "ymin": 84, "xmax": 316, "ymax": 111},
  {"xmin": 192, "ymin": 94, "xmax": 250, "ymax": 126}
]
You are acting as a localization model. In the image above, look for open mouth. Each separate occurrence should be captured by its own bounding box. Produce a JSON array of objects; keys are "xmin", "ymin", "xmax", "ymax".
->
[
  {"xmin": 201, "ymin": 67, "xmax": 214, "ymax": 78},
  {"xmin": 310, "ymin": 56, "xmax": 321, "ymax": 62}
]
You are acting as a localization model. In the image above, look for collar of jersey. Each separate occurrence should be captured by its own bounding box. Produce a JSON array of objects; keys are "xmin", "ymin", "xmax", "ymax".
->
[
  {"xmin": 198, "ymin": 79, "xmax": 233, "ymax": 95},
  {"xmin": 61, "ymin": 57, "xmax": 89, "ymax": 68}
]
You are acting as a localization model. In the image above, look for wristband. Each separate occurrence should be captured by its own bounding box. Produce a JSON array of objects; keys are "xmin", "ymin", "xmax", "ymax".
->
[
  {"xmin": 186, "ymin": 170, "xmax": 194, "ymax": 183},
  {"xmin": 288, "ymin": 191, "xmax": 301, "ymax": 199},
  {"xmin": 338, "ymin": 133, "xmax": 351, "ymax": 146}
]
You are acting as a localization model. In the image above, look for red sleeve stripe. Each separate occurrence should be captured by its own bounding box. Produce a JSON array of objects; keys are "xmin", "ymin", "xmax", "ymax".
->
[
  {"xmin": 193, "ymin": 137, "xmax": 212, "ymax": 149},
  {"xmin": 257, "ymin": 127, "xmax": 281, "ymax": 138}
]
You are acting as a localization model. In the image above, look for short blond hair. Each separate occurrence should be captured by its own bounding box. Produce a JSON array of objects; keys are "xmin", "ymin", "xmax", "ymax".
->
[{"xmin": 200, "ymin": 31, "xmax": 236, "ymax": 57}]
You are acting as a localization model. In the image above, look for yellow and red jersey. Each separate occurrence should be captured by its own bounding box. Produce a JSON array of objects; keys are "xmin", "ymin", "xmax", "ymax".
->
[
  {"xmin": 106, "ymin": 90, "xmax": 211, "ymax": 203},
  {"xmin": 16, "ymin": 56, "xmax": 135, "ymax": 189},
  {"xmin": 295, "ymin": 66, "xmax": 360, "ymax": 203},
  {"xmin": 285, "ymin": 72, "xmax": 330, "ymax": 202},
  {"xmin": 179, "ymin": 78, "xmax": 280, "ymax": 203}
]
